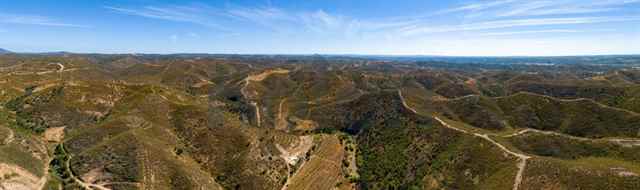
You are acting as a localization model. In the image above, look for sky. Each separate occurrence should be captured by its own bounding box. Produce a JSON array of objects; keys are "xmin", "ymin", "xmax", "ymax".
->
[{"xmin": 0, "ymin": 0, "xmax": 639, "ymax": 56}]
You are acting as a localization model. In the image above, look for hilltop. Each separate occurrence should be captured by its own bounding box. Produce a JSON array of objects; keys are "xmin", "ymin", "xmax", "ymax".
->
[{"xmin": 0, "ymin": 48, "xmax": 11, "ymax": 54}]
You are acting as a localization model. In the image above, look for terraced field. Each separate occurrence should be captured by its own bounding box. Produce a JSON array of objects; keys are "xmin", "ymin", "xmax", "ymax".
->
[{"xmin": 284, "ymin": 135, "xmax": 348, "ymax": 190}]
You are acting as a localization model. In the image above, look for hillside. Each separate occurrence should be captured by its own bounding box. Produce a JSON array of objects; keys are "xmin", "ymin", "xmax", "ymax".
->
[
  {"xmin": 0, "ymin": 48, "xmax": 11, "ymax": 54},
  {"xmin": 0, "ymin": 54, "xmax": 639, "ymax": 190}
]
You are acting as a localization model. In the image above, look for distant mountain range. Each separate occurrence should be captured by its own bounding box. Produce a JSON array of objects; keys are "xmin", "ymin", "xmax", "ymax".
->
[{"xmin": 0, "ymin": 48, "xmax": 11, "ymax": 54}]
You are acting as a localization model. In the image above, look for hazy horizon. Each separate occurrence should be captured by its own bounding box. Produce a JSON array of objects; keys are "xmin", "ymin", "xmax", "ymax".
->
[{"xmin": 3, "ymin": 49, "xmax": 640, "ymax": 57}]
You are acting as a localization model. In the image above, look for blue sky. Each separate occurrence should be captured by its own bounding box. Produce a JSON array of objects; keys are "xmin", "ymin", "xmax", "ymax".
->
[{"xmin": 1, "ymin": 0, "xmax": 639, "ymax": 56}]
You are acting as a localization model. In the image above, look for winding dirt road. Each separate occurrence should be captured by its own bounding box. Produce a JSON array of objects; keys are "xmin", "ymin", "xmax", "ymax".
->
[
  {"xmin": 239, "ymin": 69, "xmax": 290, "ymax": 127},
  {"xmin": 504, "ymin": 128, "xmax": 640, "ymax": 147},
  {"xmin": 54, "ymin": 63, "xmax": 64, "ymax": 72},
  {"xmin": 398, "ymin": 90, "xmax": 530, "ymax": 190},
  {"xmin": 59, "ymin": 143, "xmax": 111, "ymax": 190},
  {"xmin": 276, "ymin": 98, "xmax": 288, "ymax": 130},
  {"xmin": 433, "ymin": 117, "xmax": 530, "ymax": 190},
  {"xmin": 397, "ymin": 90, "xmax": 418, "ymax": 114},
  {"xmin": 497, "ymin": 92, "xmax": 640, "ymax": 116}
]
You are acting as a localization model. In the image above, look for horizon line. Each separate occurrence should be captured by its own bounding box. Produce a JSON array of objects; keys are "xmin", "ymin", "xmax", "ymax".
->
[
  {"xmin": 3, "ymin": 50, "xmax": 640, "ymax": 58},
  {"xmin": 0, "ymin": 48, "xmax": 640, "ymax": 58}
]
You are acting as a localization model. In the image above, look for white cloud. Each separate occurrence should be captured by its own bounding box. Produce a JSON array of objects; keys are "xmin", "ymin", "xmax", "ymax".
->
[
  {"xmin": 224, "ymin": 6, "xmax": 411, "ymax": 35},
  {"xmin": 103, "ymin": 1, "xmax": 639, "ymax": 43},
  {"xmin": 496, "ymin": 1, "xmax": 559, "ymax": 17},
  {"xmin": 224, "ymin": 6, "xmax": 299, "ymax": 33},
  {"xmin": 515, "ymin": 7, "xmax": 618, "ymax": 17},
  {"xmin": 496, "ymin": 1, "xmax": 623, "ymax": 17},
  {"xmin": 299, "ymin": 10, "xmax": 346, "ymax": 33},
  {"xmin": 437, "ymin": 0, "xmax": 640, "ymax": 18},
  {"xmin": 0, "ymin": 14, "xmax": 88, "ymax": 28},
  {"xmin": 436, "ymin": 0, "xmax": 519, "ymax": 15},
  {"xmin": 105, "ymin": 5, "xmax": 227, "ymax": 30},
  {"xmin": 227, "ymin": 6, "xmax": 293, "ymax": 23},
  {"xmin": 479, "ymin": 29, "xmax": 580, "ymax": 36},
  {"xmin": 401, "ymin": 16, "xmax": 640, "ymax": 35},
  {"xmin": 592, "ymin": 0, "xmax": 640, "ymax": 6},
  {"xmin": 105, "ymin": 4, "xmax": 420, "ymax": 37}
]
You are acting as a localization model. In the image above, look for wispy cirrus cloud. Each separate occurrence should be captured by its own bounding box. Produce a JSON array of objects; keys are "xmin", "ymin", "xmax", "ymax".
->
[
  {"xmin": 495, "ymin": 0, "xmax": 628, "ymax": 17},
  {"xmin": 439, "ymin": 0, "xmax": 640, "ymax": 18},
  {"xmin": 227, "ymin": 6, "xmax": 294, "ymax": 23},
  {"xmin": 105, "ymin": 4, "xmax": 420, "ymax": 36},
  {"xmin": 400, "ymin": 16, "xmax": 640, "ymax": 35},
  {"xmin": 503, "ymin": 7, "xmax": 618, "ymax": 17},
  {"xmin": 397, "ymin": 0, "xmax": 640, "ymax": 36},
  {"xmin": 0, "ymin": 14, "xmax": 89, "ymax": 28},
  {"xmin": 298, "ymin": 10, "xmax": 428, "ymax": 37},
  {"xmin": 105, "ymin": 5, "xmax": 227, "ymax": 30},
  {"xmin": 103, "ymin": 1, "xmax": 639, "ymax": 39},
  {"xmin": 224, "ymin": 6, "xmax": 299, "ymax": 33},
  {"xmin": 592, "ymin": 0, "xmax": 640, "ymax": 6},
  {"xmin": 299, "ymin": 10, "xmax": 348, "ymax": 33},
  {"xmin": 479, "ymin": 29, "xmax": 580, "ymax": 36},
  {"xmin": 436, "ymin": 0, "xmax": 518, "ymax": 15},
  {"xmin": 225, "ymin": 6, "xmax": 415, "ymax": 35},
  {"xmin": 225, "ymin": 6, "xmax": 351, "ymax": 33}
]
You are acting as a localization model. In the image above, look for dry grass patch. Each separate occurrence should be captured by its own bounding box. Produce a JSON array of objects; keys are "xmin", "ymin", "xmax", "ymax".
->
[{"xmin": 44, "ymin": 127, "xmax": 65, "ymax": 142}]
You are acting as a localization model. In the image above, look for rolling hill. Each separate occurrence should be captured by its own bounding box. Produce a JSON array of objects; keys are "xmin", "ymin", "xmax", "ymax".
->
[{"xmin": 0, "ymin": 48, "xmax": 11, "ymax": 54}]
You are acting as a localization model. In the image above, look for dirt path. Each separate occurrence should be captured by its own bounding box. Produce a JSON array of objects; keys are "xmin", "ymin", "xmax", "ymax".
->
[
  {"xmin": 55, "ymin": 63, "xmax": 64, "ymax": 72},
  {"xmin": 434, "ymin": 117, "xmax": 530, "ymax": 190},
  {"xmin": 60, "ymin": 143, "xmax": 111, "ymax": 190},
  {"xmin": 397, "ymin": 90, "xmax": 418, "ymax": 114},
  {"xmin": 239, "ymin": 69, "xmax": 290, "ymax": 127},
  {"xmin": 276, "ymin": 98, "xmax": 288, "ymax": 130},
  {"xmin": 240, "ymin": 69, "xmax": 290, "ymax": 99},
  {"xmin": 442, "ymin": 92, "xmax": 640, "ymax": 117},
  {"xmin": 276, "ymin": 136, "xmax": 313, "ymax": 166},
  {"xmin": 504, "ymin": 128, "xmax": 640, "ymax": 147},
  {"xmin": 36, "ymin": 63, "xmax": 66, "ymax": 75},
  {"xmin": 498, "ymin": 92, "xmax": 640, "ymax": 116},
  {"xmin": 433, "ymin": 94, "xmax": 480, "ymax": 102},
  {"xmin": 66, "ymin": 158, "xmax": 111, "ymax": 190},
  {"xmin": 277, "ymin": 136, "xmax": 313, "ymax": 190},
  {"xmin": 397, "ymin": 90, "xmax": 529, "ymax": 190},
  {"xmin": 252, "ymin": 102, "xmax": 261, "ymax": 127}
]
